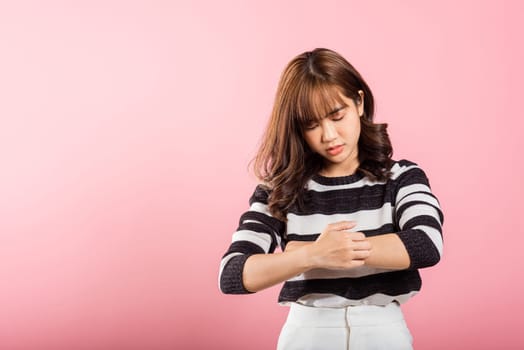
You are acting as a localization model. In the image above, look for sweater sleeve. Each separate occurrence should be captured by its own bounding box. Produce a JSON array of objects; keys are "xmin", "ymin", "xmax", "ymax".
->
[
  {"xmin": 218, "ymin": 185, "xmax": 286, "ymax": 294},
  {"xmin": 393, "ymin": 161, "xmax": 444, "ymax": 269}
]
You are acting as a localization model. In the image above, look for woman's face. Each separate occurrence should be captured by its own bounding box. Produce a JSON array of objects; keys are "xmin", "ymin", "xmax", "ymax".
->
[{"xmin": 302, "ymin": 90, "xmax": 364, "ymax": 177}]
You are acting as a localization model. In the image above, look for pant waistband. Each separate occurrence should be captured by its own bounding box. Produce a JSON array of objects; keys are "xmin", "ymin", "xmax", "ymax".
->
[{"xmin": 286, "ymin": 302, "xmax": 405, "ymax": 327}]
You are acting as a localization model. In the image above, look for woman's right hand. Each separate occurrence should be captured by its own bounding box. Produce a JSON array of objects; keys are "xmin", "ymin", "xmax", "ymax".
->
[{"xmin": 305, "ymin": 221, "xmax": 371, "ymax": 270}]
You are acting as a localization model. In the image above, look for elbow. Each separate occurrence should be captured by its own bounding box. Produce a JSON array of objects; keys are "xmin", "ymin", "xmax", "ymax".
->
[
  {"xmin": 409, "ymin": 245, "xmax": 441, "ymax": 269},
  {"xmin": 218, "ymin": 274, "xmax": 230, "ymax": 294},
  {"xmin": 218, "ymin": 254, "xmax": 254, "ymax": 295},
  {"xmin": 429, "ymin": 249, "xmax": 442, "ymax": 267},
  {"xmin": 422, "ymin": 236, "xmax": 443, "ymax": 268},
  {"xmin": 398, "ymin": 228, "xmax": 443, "ymax": 270},
  {"xmin": 421, "ymin": 254, "xmax": 441, "ymax": 269},
  {"xmin": 219, "ymin": 279, "xmax": 237, "ymax": 295},
  {"xmin": 219, "ymin": 272, "xmax": 254, "ymax": 295}
]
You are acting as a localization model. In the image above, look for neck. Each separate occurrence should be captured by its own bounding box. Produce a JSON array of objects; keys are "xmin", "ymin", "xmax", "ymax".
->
[{"xmin": 320, "ymin": 161, "xmax": 360, "ymax": 177}]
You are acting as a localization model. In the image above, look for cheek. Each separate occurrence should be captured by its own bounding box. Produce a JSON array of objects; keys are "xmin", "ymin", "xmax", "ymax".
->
[
  {"xmin": 340, "ymin": 120, "xmax": 361, "ymax": 141},
  {"xmin": 303, "ymin": 132, "xmax": 318, "ymax": 149},
  {"xmin": 355, "ymin": 124, "xmax": 362, "ymax": 139},
  {"xmin": 351, "ymin": 117, "xmax": 362, "ymax": 138}
]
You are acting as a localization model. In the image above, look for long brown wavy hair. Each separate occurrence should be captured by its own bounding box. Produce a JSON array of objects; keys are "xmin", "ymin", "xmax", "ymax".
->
[{"xmin": 252, "ymin": 48, "xmax": 393, "ymax": 221}]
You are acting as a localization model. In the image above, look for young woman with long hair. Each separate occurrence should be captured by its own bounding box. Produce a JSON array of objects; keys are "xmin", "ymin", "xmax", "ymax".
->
[{"xmin": 219, "ymin": 48, "xmax": 443, "ymax": 350}]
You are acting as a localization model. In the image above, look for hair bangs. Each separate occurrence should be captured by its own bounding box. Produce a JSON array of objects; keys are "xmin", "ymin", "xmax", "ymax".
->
[{"xmin": 294, "ymin": 81, "xmax": 348, "ymax": 128}]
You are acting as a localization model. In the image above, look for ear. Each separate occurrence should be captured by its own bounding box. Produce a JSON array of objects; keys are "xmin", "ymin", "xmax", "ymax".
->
[{"xmin": 357, "ymin": 90, "xmax": 364, "ymax": 117}]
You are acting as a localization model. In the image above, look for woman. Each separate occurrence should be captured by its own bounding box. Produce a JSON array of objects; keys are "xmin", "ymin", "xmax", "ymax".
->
[{"xmin": 219, "ymin": 48, "xmax": 443, "ymax": 350}]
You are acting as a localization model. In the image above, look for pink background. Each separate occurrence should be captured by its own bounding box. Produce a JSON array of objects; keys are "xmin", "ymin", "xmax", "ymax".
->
[{"xmin": 1, "ymin": 1, "xmax": 523, "ymax": 349}]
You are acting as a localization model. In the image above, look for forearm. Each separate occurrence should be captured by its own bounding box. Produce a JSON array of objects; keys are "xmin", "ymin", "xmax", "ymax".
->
[
  {"xmin": 365, "ymin": 234, "xmax": 410, "ymax": 270},
  {"xmin": 242, "ymin": 222, "xmax": 372, "ymax": 292},
  {"xmin": 286, "ymin": 234, "xmax": 410, "ymax": 270},
  {"xmin": 243, "ymin": 249, "xmax": 312, "ymax": 292}
]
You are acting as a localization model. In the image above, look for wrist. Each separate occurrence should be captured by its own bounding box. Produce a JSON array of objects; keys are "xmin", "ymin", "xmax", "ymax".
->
[{"xmin": 300, "ymin": 243, "xmax": 317, "ymax": 270}]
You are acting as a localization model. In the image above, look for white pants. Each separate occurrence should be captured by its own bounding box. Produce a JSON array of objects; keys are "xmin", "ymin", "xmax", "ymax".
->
[{"xmin": 277, "ymin": 302, "xmax": 413, "ymax": 350}]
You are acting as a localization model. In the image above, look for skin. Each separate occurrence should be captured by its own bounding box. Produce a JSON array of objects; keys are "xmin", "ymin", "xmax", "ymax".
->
[
  {"xmin": 302, "ymin": 90, "xmax": 363, "ymax": 177},
  {"xmin": 242, "ymin": 90, "xmax": 410, "ymax": 293}
]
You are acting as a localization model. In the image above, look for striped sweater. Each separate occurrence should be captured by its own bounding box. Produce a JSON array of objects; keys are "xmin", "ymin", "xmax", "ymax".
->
[{"xmin": 219, "ymin": 160, "xmax": 443, "ymax": 306}]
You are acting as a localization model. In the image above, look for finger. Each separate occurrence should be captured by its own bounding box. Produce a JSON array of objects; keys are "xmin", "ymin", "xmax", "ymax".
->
[
  {"xmin": 347, "ymin": 259, "xmax": 366, "ymax": 268},
  {"xmin": 347, "ymin": 232, "xmax": 366, "ymax": 240},
  {"xmin": 330, "ymin": 221, "xmax": 357, "ymax": 231},
  {"xmin": 352, "ymin": 240, "xmax": 372, "ymax": 250},
  {"xmin": 352, "ymin": 250, "xmax": 371, "ymax": 259}
]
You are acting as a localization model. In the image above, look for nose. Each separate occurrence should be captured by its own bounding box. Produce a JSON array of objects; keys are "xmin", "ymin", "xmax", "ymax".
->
[{"xmin": 321, "ymin": 120, "xmax": 337, "ymax": 143}]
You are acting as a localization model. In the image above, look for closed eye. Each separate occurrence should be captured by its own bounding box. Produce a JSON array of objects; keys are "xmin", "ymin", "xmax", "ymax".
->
[
  {"xmin": 331, "ymin": 108, "xmax": 346, "ymax": 121},
  {"xmin": 304, "ymin": 122, "xmax": 319, "ymax": 130}
]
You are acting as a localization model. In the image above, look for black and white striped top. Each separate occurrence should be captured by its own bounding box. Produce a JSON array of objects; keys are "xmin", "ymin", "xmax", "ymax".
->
[{"xmin": 219, "ymin": 160, "xmax": 443, "ymax": 306}]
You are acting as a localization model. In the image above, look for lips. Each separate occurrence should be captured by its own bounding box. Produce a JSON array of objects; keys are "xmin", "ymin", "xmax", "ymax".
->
[{"xmin": 327, "ymin": 145, "xmax": 344, "ymax": 156}]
